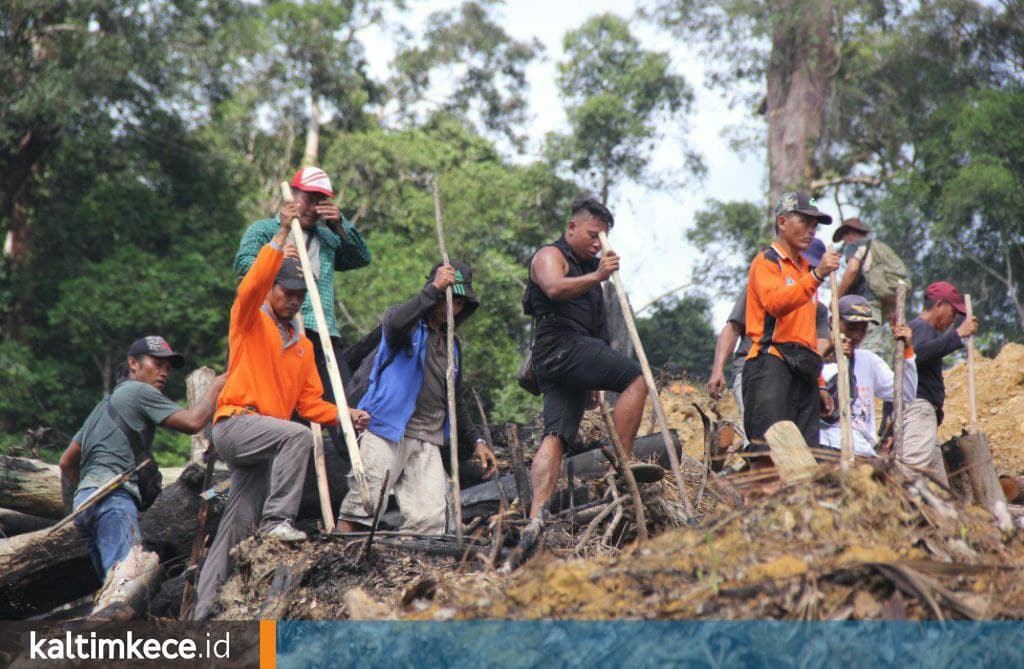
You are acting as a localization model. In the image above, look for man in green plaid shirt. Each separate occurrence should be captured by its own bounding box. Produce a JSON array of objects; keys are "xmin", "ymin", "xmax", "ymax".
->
[{"xmin": 234, "ymin": 167, "xmax": 370, "ymax": 449}]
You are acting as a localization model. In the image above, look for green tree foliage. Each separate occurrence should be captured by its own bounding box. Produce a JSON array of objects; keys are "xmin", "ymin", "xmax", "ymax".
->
[
  {"xmin": 686, "ymin": 200, "xmax": 767, "ymax": 294},
  {"xmin": 861, "ymin": 86, "xmax": 1024, "ymax": 348},
  {"xmin": 390, "ymin": 1, "xmax": 541, "ymax": 149},
  {"xmin": 636, "ymin": 295, "xmax": 716, "ymax": 379},
  {"xmin": 549, "ymin": 13, "xmax": 697, "ymax": 202}
]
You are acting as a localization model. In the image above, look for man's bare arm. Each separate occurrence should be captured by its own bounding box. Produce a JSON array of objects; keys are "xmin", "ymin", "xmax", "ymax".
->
[
  {"xmin": 708, "ymin": 322, "xmax": 741, "ymax": 398},
  {"xmin": 161, "ymin": 373, "xmax": 228, "ymax": 434},
  {"xmin": 530, "ymin": 246, "xmax": 614, "ymax": 301},
  {"xmin": 59, "ymin": 441, "xmax": 82, "ymax": 490},
  {"xmin": 836, "ymin": 256, "xmax": 861, "ymax": 298}
]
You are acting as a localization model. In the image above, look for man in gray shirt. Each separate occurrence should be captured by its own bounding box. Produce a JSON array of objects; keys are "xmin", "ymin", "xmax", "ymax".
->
[{"xmin": 59, "ymin": 336, "xmax": 225, "ymax": 576}]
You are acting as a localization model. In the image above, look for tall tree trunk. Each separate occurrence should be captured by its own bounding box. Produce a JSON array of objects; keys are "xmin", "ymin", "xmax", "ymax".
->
[
  {"xmin": 301, "ymin": 95, "xmax": 321, "ymax": 167},
  {"xmin": 765, "ymin": 0, "xmax": 836, "ymax": 205}
]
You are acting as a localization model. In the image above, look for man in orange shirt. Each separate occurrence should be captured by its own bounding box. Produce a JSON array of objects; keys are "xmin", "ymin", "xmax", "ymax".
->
[
  {"xmin": 742, "ymin": 191, "xmax": 841, "ymax": 454},
  {"xmin": 193, "ymin": 204, "xmax": 369, "ymax": 621}
]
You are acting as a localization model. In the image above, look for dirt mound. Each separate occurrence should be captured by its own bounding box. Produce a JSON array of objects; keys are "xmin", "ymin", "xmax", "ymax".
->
[
  {"xmin": 939, "ymin": 343, "xmax": 1024, "ymax": 475},
  {"xmin": 409, "ymin": 464, "xmax": 1024, "ymax": 620}
]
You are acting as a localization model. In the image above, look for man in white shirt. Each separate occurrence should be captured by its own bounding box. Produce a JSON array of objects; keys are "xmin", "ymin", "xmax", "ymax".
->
[{"xmin": 820, "ymin": 295, "xmax": 917, "ymax": 457}]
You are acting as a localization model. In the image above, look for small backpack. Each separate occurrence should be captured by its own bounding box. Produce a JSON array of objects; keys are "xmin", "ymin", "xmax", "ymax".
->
[{"xmin": 861, "ymin": 240, "xmax": 908, "ymax": 302}]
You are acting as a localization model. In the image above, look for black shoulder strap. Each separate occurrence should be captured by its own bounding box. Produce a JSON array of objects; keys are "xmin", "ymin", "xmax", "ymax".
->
[
  {"xmin": 104, "ymin": 397, "xmax": 149, "ymax": 465},
  {"xmin": 758, "ymin": 248, "xmax": 782, "ymax": 349}
]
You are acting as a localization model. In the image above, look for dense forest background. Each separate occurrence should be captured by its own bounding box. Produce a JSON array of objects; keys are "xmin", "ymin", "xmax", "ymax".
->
[{"xmin": 2, "ymin": 0, "xmax": 1021, "ymax": 465}]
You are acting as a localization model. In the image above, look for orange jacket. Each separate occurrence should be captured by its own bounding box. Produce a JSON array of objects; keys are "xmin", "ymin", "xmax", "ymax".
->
[
  {"xmin": 745, "ymin": 243, "xmax": 823, "ymax": 360},
  {"xmin": 215, "ymin": 242, "xmax": 339, "ymax": 425}
]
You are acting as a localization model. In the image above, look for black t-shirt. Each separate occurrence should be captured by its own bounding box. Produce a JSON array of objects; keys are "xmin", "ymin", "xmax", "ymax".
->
[{"xmin": 909, "ymin": 316, "xmax": 964, "ymax": 414}]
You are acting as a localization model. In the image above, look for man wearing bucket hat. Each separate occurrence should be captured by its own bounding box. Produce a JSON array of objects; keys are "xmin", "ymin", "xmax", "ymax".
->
[
  {"xmin": 904, "ymin": 281, "xmax": 978, "ymax": 484},
  {"xmin": 833, "ymin": 217, "xmax": 908, "ymax": 360},
  {"xmin": 819, "ymin": 295, "xmax": 917, "ymax": 457},
  {"xmin": 58, "ymin": 336, "xmax": 226, "ymax": 577},
  {"xmin": 336, "ymin": 260, "xmax": 497, "ymax": 535},
  {"xmin": 742, "ymin": 191, "xmax": 841, "ymax": 456},
  {"xmin": 234, "ymin": 167, "xmax": 371, "ymax": 450}
]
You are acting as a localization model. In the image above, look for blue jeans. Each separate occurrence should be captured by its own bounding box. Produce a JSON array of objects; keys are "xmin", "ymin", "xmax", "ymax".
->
[{"xmin": 73, "ymin": 487, "xmax": 142, "ymax": 577}]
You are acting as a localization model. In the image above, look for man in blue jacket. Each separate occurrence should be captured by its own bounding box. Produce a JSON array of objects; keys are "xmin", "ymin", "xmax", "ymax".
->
[{"xmin": 336, "ymin": 261, "xmax": 498, "ymax": 534}]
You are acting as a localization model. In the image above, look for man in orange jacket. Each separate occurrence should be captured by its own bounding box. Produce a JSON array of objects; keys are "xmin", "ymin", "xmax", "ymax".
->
[
  {"xmin": 193, "ymin": 205, "xmax": 369, "ymax": 620},
  {"xmin": 742, "ymin": 191, "xmax": 841, "ymax": 454}
]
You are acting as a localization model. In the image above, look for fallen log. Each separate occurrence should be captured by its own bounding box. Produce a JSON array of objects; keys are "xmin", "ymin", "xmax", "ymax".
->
[
  {"xmin": 0, "ymin": 455, "xmax": 187, "ymax": 519},
  {"xmin": 0, "ymin": 463, "xmax": 224, "ymax": 619},
  {"xmin": 88, "ymin": 545, "xmax": 163, "ymax": 623},
  {"xmin": 0, "ymin": 507, "xmax": 54, "ymax": 537},
  {"xmin": 460, "ymin": 431, "xmax": 698, "ymax": 507}
]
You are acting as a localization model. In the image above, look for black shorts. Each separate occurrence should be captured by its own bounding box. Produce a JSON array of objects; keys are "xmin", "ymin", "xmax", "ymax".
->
[
  {"xmin": 534, "ymin": 334, "xmax": 642, "ymax": 453},
  {"xmin": 741, "ymin": 353, "xmax": 820, "ymax": 452}
]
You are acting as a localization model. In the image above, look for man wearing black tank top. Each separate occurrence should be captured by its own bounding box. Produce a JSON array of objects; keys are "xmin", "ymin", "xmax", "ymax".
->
[{"xmin": 520, "ymin": 198, "xmax": 646, "ymax": 543}]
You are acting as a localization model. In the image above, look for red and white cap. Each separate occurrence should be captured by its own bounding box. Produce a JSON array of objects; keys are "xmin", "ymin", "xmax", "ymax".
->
[{"xmin": 291, "ymin": 167, "xmax": 334, "ymax": 198}]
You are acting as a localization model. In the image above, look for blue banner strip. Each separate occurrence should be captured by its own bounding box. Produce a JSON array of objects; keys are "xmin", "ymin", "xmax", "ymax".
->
[{"xmin": 277, "ymin": 621, "xmax": 1024, "ymax": 668}]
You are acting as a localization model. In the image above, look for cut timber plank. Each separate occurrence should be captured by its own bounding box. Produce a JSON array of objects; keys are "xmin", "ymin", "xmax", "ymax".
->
[{"xmin": 765, "ymin": 421, "xmax": 817, "ymax": 483}]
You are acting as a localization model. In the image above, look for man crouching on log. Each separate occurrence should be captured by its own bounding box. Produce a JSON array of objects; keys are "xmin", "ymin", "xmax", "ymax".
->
[
  {"xmin": 337, "ymin": 261, "xmax": 497, "ymax": 535},
  {"xmin": 193, "ymin": 210, "xmax": 369, "ymax": 621},
  {"xmin": 521, "ymin": 197, "xmax": 646, "ymax": 547},
  {"xmin": 59, "ymin": 336, "xmax": 226, "ymax": 577}
]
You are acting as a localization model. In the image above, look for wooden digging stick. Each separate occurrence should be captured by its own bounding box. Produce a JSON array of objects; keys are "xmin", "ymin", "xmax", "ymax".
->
[
  {"xmin": 280, "ymin": 182, "xmax": 373, "ymax": 518},
  {"xmin": 598, "ymin": 232, "xmax": 695, "ymax": 520},
  {"xmin": 965, "ymin": 294, "xmax": 979, "ymax": 433},
  {"xmin": 599, "ymin": 392, "xmax": 648, "ymax": 542},
  {"xmin": 431, "ymin": 179, "xmax": 463, "ymax": 543},
  {"xmin": 827, "ymin": 243, "xmax": 854, "ymax": 471},
  {"xmin": 52, "ymin": 458, "xmax": 152, "ymax": 530},
  {"xmin": 892, "ymin": 280, "xmax": 907, "ymax": 460},
  {"xmin": 963, "ymin": 294, "xmax": 1011, "ymax": 529}
]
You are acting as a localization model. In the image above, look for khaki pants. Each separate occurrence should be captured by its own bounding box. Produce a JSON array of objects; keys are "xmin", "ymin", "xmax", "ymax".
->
[
  {"xmin": 338, "ymin": 431, "xmax": 448, "ymax": 535},
  {"xmin": 900, "ymin": 399, "xmax": 950, "ymax": 486},
  {"xmin": 861, "ymin": 301, "xmax": 895, "ymax": 362},
  {"xmin": 193, "ymin": 414, "xmax": 311, "ymax": 621}
]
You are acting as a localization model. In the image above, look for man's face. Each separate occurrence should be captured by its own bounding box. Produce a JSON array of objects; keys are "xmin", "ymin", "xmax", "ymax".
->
[
  {"xmin": 269, "ymin": 283, "xmax": 306, "ymax": 322},
  {"xmin": 840, "ymin": 320, "xmax": 869, "ymax": 349},
  {"xmin": 565, "ymin": 214, "xmax": 608, "ymax": 261},
  {"xmin": 294, "ymin": 189, "xmax": 328, "ymax": 229},
  {"xmin": 842, "ymin": 230, "xmax": 867, "ymax": 245},
  {"xmin": 933, "ymin": 300, "xmax": 959, "ymax": 331},
  {"xmin": 777, "ymin": 212, "xmax": 819, "ymax": 252},
  {"xmin": 129, "ymin": 355, "xmax": 172, "ymax": 390},
  {"xmin": 431, "ymin": 296, "xmax": 466, "ymax": 325}
]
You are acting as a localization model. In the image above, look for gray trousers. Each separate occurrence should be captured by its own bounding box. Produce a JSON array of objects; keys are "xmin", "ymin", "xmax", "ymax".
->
[
  {"xmin": 900, "ymin": 399, "xmax": 950, "ymax": 487},
  {"xmin": 337, "ymin": 431, "xmax": 448, "ymax": 535},
  {"xmin": 193, "ymin": 413, "xmax": 311, "ymax": 620}
]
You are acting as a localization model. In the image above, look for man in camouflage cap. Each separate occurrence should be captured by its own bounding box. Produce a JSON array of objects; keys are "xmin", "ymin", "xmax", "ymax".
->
[{"xmin": 741, "ymin": 191, "xmax": 841, "ymax": 458}]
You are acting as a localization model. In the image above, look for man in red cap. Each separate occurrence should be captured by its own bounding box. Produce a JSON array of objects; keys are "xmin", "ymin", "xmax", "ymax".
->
[
  {"xmin": 234, "ymin": 167, "xmax": 371, "ymax": 448},
  {"xmin": 905, "ymin": 281, "xmax": 978, "ymax": 484}
]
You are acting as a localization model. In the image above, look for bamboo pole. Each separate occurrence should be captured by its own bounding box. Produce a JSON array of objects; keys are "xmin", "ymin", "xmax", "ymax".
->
[
  {"xmin": 280, "ymin": 182, "xmax": 372, "ymax": 517},
  {"xmin": 965, "ymin": 295, "xmax": 979, "ymax": 432},
  {"xmin": 893, "ymin": 280, "xmax": 907, "ymax": 459},
  {"xmin": 598, "ymin": 232, "xmax": 695, "ymax": 520},
  {"xmin": 431, "ymin": 179, "xmax": 463, "ymax": 544},
  {"xmin": 827, "ymin": 243, "xmax": 854, "ymax": 471}
]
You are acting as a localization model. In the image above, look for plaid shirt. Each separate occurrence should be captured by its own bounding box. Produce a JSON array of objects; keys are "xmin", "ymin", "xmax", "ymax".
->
[{"xmin": 234, "ymin": 215, "xmax": 371, "ymax": 338}]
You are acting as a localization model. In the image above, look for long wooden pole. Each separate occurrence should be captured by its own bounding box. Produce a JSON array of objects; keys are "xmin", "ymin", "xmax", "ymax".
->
[
  {"xmin": 598, "ymin": 232, "xmax": 695, "ymax": 520},
  {"xmin": 431, "ymin": 179, "xmax": 463, "ymax": 543},
  {"xmin": 965, "ymin": 294, "xmax": 979, "ymax": 433},
  {"xmin": 827, "ymin": 243, "xmax": 854, "ymax": 471},
  {"xmin": 599, "ymin": 392, "xmax": 647, "ymax": 542},
  {"xmin": 892, "ymin": 280, "xmax": 907, "ymax": 459},
  {"xmin": 52, "ymin": 458, "xmax": 152, "ymax": 530},
  {"xmin": 280, "ymin": 182, "xmax": 373, "ymax": 517}
]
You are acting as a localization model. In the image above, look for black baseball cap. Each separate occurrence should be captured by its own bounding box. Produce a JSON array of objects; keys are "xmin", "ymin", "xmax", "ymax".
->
[
  {"xmin": 127, "ymin": 336, "xmax": 184, "ymax": 368},
  {"xmin": 275, "ymin": 258, "xmax": 307, "ymax": 290},
  {"xmin": 774, "ymin": 191, "xmax": 833, "ymax": 225}
]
